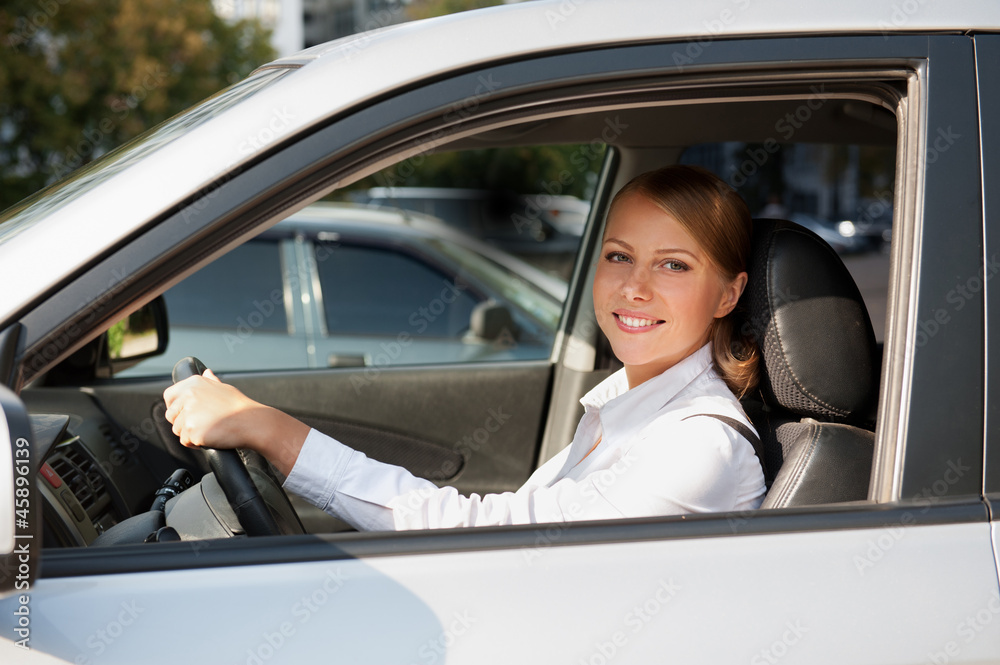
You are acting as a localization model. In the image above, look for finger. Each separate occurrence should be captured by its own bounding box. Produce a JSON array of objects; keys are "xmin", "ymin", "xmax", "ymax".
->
[
  {"xmin": 164, "ymin": 375, "xmax": 200, "ymax": 408},
  {"xmin": 163, "ymin": 387, "xmax": 191, "ymax": 424},
  {"xmin": 162, "ymin": 383, "xmax": 179, "ymax": 408},
  {"xmin": 171, "ymin": 416, "xmax": 184, "ymax": 442}
]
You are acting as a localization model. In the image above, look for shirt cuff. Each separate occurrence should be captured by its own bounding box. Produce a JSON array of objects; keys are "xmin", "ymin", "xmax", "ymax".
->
[{"xmin": 282, "ymin": 428, "xmax": 353, "ymax": 511}]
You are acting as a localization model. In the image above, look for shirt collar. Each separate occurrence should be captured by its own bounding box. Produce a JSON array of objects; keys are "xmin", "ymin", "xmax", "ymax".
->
[{"xmin": 581, "ymin": 343, "xmax": 716, "ymax": 439}]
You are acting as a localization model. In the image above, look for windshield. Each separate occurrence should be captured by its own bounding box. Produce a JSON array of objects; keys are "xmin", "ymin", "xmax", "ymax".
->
[{"xmin": 0, "ymin": 68, "xmax": 292, "ymax": 245}]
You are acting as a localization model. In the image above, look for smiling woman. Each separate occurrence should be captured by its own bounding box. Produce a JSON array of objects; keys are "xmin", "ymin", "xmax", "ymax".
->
[
  {"xmin": 162, "ymin": 164, "xmax": 767, "ymax": 529},
  {"xmin": 594, "ymin": 165, "xmax": 756, "ymax": 393}
]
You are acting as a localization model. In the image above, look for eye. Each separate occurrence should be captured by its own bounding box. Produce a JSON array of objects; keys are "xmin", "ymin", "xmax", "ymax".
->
[
  {"xmin": 663, "ymin": 259, "xmax": 690, "ymax": 272},
  {"xmin": 604, "ymin": 251, "xmax": 631, "ymax": 264}
]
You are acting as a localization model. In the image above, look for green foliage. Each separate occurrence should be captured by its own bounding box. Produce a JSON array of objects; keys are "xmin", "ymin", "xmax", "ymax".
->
[
  {"xmin": 106, "ymin": 319, "xmax": 125, "ymax": 358},
  {"xmin": 0, "ymin": 0, "xmax": 275, "ymax": 211},
  {"xmin": 334, "ymin": 144, "xmax": 607, "ymax": 201}
]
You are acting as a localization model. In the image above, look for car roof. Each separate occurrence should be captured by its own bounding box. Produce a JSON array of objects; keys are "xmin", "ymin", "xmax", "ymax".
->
[
  {"xmin": 1, "ymin": 0, "xmax": 997, "ymax": 321},
  {"xmin": 269, "ymin": 0, "xmax": 1000, "ymax": 70}
]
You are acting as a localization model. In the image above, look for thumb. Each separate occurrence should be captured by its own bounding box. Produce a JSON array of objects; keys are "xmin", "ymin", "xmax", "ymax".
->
[{"xmin": 203, "ymin": 368, "xmax": 222, "ymax": 383}]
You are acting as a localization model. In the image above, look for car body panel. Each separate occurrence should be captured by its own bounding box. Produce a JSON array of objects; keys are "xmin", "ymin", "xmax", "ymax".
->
[{"xmin": 5, "ymin": 515, "xmax": 999, "ymax": 663}]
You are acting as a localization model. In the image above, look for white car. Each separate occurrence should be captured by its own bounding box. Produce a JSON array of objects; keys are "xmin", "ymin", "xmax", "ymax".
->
[{"xmin": 1, "ymin": 1, "xmax": 999, "ymax": 663}]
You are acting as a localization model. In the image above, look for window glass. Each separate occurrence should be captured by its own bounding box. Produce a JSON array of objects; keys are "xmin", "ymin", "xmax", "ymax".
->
[
  {"xmin": 0, "ymin": 68, "xmax": 290, "ymax": 244},
  {"xmin": 161, "ymin": 239, "xmax": 287, "ymax": 332},
  {"xmin": 317, "ymin": 242, "xmax": 480, "ymax": 338}
]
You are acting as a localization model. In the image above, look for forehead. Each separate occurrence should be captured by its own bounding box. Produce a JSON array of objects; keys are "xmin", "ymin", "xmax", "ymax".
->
[{"xmin": 604, "ymin": 192, "xmax": 701, "ymax": 248}]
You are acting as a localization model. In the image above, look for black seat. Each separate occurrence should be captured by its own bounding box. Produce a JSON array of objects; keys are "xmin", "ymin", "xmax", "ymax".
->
[{"xmin": 737, "ymin": 219, "xmax": 880, "ymax": 508}]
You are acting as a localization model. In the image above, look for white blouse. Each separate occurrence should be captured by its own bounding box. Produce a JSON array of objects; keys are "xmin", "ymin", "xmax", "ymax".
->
[{"xmin": 283, "ymin": 343, "xmax": 766, "ymax": 530}]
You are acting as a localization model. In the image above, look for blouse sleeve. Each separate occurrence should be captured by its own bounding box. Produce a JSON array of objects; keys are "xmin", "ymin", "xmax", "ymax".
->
[
  {"xmin": 283, "ymin": 428, "xmax": 629, "ymax": 530},
  {"xmin": 283, "ymin": 416, "xmax": 757, "ymax": 531}
]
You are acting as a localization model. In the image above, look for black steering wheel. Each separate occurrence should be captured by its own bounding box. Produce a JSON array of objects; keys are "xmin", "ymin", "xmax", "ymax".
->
[{"xmin": 172, "ymin": 357, "xmax": 305, "ymax": 537}]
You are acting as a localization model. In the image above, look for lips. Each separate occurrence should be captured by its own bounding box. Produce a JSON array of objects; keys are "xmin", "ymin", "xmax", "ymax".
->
[{"xmin": 613, "ymin": 312, "xmax": 665, "ymax": 331}]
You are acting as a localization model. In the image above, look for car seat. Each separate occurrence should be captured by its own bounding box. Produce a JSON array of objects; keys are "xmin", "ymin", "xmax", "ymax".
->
[{"xmin": 737, "ymin": 219, "xmax": 880, "ymax": 508}]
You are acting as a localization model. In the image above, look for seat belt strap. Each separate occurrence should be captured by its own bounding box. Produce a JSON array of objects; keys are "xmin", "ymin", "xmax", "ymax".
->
[{"xmin": 683, "ymin": 413, "xmax": 766, "ymax": 479}]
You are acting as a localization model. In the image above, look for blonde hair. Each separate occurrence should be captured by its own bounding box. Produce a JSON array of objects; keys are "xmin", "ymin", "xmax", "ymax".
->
[{"xmin": 607, "ymin": 165, "xmax": 759, "ymax": 397}]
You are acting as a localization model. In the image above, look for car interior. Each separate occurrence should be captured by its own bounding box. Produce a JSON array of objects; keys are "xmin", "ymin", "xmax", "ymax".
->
[{"xmin": 20, "ymin": 72, "xmax": 900, "ymax": 549}]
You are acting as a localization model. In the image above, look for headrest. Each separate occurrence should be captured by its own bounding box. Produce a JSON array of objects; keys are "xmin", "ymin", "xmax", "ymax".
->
[{"xmin": 738, "ymin": 219, "xmax": 879, "ymax": 424}]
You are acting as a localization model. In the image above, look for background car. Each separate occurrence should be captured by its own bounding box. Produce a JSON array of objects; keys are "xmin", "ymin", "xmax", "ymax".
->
[
  {"xmin": 1, "ymin": 1, "xmax": 999, "ymax": 663},
  {"xmin": 126, "ymin": 202, "xmax": 566, "ymax": 376},
  {"xmin": 356, "ymin": 186, "xmax": 582, "ymax": 278}
]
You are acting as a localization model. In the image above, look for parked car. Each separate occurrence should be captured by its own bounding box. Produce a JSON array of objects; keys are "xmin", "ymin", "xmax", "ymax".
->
[
  {"xmin": 522, "ymin": 193, "xmax": 592, "ymax": 237},
  {"xmin": 358, "ymin": 187, "xmax": 582, "ymax": 278},
  {"xmin": 126, "ymin": 202, "xmax": 565, "ymax": 376},
  {"xmin": 1, "ymin": 1, "xmax": 999, "ymax": 664}
]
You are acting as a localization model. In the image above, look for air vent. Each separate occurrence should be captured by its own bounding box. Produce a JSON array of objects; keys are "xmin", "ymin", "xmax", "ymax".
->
[{"xmin": 49, "ymin": 440, "xmax": 112, "ymax": 521}]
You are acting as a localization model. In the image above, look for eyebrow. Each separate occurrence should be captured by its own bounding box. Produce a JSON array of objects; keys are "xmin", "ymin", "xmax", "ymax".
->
[{"xmin": 603, "ymin": 237, "xmax": 701, "ymax": 260}]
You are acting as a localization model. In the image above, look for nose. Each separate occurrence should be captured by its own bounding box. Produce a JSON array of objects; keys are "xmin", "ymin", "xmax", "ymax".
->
[{"xmin": 621, "ymin": 265, "xmax": 652, "ymax": 301}]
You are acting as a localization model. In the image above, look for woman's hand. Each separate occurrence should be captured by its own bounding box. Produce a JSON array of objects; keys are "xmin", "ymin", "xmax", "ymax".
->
[{"xmin": 162, "ymin": 370, "xmax": 310, "ymax": 475}]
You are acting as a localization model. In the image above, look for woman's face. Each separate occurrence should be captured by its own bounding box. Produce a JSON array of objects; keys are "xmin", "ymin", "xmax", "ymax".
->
[{"xmin": 593, "ymin": 191, "xmax": 746, "ymax": 388}]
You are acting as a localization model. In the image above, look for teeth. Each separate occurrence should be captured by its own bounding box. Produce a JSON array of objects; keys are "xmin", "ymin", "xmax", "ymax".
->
[{"xmin": 619, "ymin": 315, "xmax": 658, "ymax": 328}]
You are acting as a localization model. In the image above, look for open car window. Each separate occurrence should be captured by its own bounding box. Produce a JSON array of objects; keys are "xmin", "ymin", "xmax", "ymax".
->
[{"xmin": 119, "ymin": 146, "xmax": 602, "ymax": 376}]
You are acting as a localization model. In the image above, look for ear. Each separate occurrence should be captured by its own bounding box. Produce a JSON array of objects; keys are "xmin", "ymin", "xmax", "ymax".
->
[{"xmin": 715, "ymin": 271, "xmax": 747, "ymax": 318}]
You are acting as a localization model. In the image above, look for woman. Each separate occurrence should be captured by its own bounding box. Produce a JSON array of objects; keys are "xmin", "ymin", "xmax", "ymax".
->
[{"xmin": 163, "ymin": 165, "xmax": 766, "ymax": 530}]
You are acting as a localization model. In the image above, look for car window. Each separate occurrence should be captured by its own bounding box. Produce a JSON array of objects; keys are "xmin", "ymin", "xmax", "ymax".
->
[
  {"xmin": 681, "ymin": 141, "xmax": 895, "ymax": 342},
  {"xmin": 161, "ymin": 239, "xmax": 288, "ymax": 332},
  {"xmin": 119, "ymin": 145, "xmax": 602, "ymax": 375},
  {"xmin": 316, "ymin": 242, "xmax": 479, "ymax": 338}
]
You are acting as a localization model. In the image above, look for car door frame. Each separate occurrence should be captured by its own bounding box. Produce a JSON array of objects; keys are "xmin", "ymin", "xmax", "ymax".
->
[{"xmin": 974, "ymin": 32, "xmax": 1000, "ymax": 581}]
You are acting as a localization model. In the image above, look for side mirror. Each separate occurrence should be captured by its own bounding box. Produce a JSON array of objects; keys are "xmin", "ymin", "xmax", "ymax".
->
[
  {"xmin": 0, "ymin": 382, "xmax": 38, "ymax": 601},
  {"xmin": 103, "ymin": 296, "xmax": 169, "ymax": 376},
  {"xmin": 468, "ymin": 300, "xmax": 519, "ymax": 342}
]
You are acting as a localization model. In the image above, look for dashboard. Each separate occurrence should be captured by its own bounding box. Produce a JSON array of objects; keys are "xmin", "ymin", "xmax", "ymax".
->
[{"xmin": 25, "ymin": 388, "xmax": 170, "ymax": 547}]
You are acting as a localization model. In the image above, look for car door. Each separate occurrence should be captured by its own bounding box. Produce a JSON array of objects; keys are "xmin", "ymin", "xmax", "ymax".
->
[{"xmin": 3, "ymin": 27, "xmax": 1000, "ymax": 665}]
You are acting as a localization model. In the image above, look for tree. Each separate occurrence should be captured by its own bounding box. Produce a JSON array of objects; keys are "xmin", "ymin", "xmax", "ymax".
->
[{"xmin": 0, "ymin": 0, "xmax": 275, "ymax": 211}]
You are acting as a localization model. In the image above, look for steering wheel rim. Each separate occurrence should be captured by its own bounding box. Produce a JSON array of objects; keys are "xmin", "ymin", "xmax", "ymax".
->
[{"xmin": 172, "ymin": 357, "xmax": 304, "ymax": 537}]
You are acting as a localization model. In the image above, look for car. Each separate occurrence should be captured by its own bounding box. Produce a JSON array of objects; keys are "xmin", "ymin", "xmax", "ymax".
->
[
  {"xmin": 522, "ymin": 193, "xmax": 592, "ymax": 237},
  {"xmin": 126, "ymin": 201, "xmax": 566, "ymax": 376},
  {"xmin": 2, "ymin": 1, "xmax": 1000, "ymax": 663},
  {"xmin": 357, "ymin": 186, "xmax": 583, "ymax": 278}
]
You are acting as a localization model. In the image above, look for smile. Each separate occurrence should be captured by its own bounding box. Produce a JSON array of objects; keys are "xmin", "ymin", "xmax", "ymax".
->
[{"xmin": 614, "ymin": 313, "xmax": 665, "ymax": 330}]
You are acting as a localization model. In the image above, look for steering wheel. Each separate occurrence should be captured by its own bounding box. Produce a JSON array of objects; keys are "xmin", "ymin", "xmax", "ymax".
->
[{"xmin": 171, "ymin": 357, "xmax": 305, "ymax": 537}]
